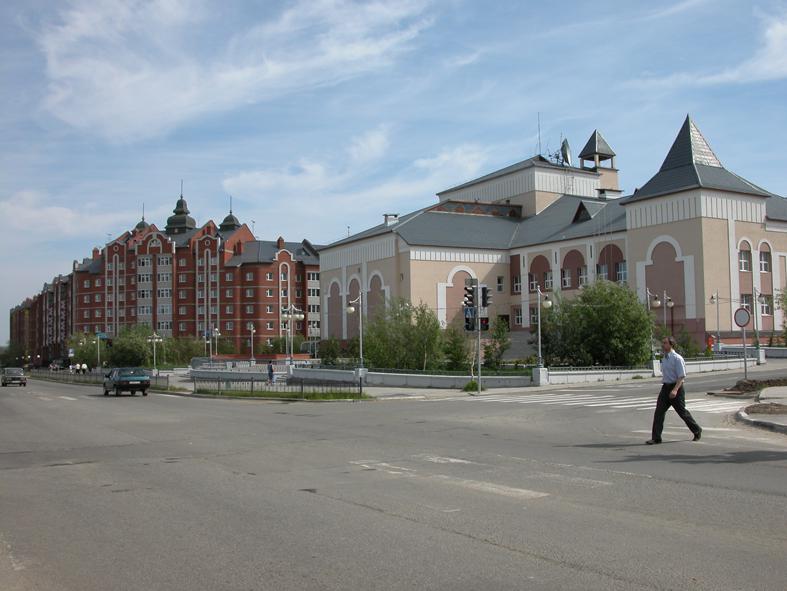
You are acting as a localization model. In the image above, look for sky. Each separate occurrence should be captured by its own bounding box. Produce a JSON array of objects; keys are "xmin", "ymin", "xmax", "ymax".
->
[{"xmin": 1, "ymin": 0, "xmax": 787, "ymax": 344}]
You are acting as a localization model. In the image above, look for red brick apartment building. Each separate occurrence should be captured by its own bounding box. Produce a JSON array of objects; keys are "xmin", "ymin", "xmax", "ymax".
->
[{"xmin": 9, "ymin": 194, "xmax": 321, "ymax": 364}]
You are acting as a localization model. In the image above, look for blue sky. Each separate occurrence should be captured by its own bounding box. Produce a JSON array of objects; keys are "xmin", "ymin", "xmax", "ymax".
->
[{"xmin": 2, "ymin": 0, "xmax": 787, "ymax": 344}]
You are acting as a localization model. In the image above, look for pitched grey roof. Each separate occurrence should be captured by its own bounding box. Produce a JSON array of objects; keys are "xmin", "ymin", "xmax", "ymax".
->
[
  {"xmin": 75, "ymin": 256, "xmax": 104, "ymax": 274},
  {"xmin": 766, "ymin": 195, "xmax": 787, "ymax": 221},
  {"xmin": 437, "ymin": 155, "xmax": 594, "ymax": 196},
  {"xmin": 623, "ymin": 116, "xmax": 773, "ymax": 203},
  {"xmin": 225, "ymin": 240, "xmax": 321, "ymax": 267},
  {"xmin": 578, "ymin": 130, "xmax": 615, "ymax": 159}
]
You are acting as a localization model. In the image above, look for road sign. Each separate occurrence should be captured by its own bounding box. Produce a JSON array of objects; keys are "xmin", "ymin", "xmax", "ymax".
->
[
  {"xmin": 734, "ymin": 307, "xmax": 751, "ymax": 328},
  {"xmin": 96, "ymin": 332, "xmax": 108, "ymax": 340}
]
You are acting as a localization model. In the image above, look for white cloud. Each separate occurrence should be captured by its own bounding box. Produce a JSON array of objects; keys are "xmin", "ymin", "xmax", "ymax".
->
[
  {"xmin": 347, "ymin": 125, "xmax": 391, "ymax": 164},
  {"xmin": 0, "ymin": 190, "xmax": 133, "ymax": 246},
  {"xmin": 36, "ymin": 0, "xmax": 433, "ymax": 142},
  {"xmin": 629, "ymin": 10, "xmax": 787, "ymax": 88},
  {"xmin": 222, "ymin": 133, "xmax": 490, "ymax": 243}
]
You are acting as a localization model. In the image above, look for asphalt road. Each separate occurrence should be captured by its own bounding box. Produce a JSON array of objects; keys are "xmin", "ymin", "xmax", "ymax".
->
[{"xmin": 1, "ymin": 371, "xmax": 786, "ymax": 591}]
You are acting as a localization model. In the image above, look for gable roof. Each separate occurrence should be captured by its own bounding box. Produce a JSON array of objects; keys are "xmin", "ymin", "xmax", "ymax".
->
[
  {"xmin": 624, "ymin": 116, "xmax": 772, "ymax": 203},
  {"xmin": 225, "ymin": 240, "xmax": 321, "ymax": 267}
]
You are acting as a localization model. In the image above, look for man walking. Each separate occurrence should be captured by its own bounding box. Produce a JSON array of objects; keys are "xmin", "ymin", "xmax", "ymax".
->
[{"xmin": 647, "ymin": 336, "xmax": 702, "ymax": 444}]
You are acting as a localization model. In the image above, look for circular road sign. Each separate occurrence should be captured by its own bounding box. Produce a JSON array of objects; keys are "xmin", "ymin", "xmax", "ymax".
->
[{"xmin": 734, "ymin": 307, "xmax": 751, "ymax": 328}]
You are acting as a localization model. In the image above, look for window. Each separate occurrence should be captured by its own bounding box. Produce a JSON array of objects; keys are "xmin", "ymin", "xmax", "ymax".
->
[
  {"xmin": 179, "ymin": 306, "xmax": 187, "ymax": 315},
  {"xmin": 107, "ymin": 263, "xmax": 113, "ymax": 271},
  {"xmin": 198, "ymin": 322, "xmax": 204, "ymax": 332},
  {"xmin": 179, "ymin": 290, "xmax": 187, "ymax": 299},
  {"xmin": 138, "ymin": 289, "xmax": 152, "ymax": 299},
  {"xmin": 198, "ymin": 290, "xmax": 204, "ymax": 299},
  {"xmin": 179, "ymin": 258, "xmax": 187, "ymax": 267},
  {"xmin": 138, "ymin": 257, "xmax": 151, "ymax": 268},
  {"xmin": 760, "ymin": 251, "xmax": 771, "ymax": 273},
  {"xmin": 266, "ymin": 305, "xmax": 274, "ymax": 313},
  {"xmin": 496, "ymin": 276, "xmax": 504, "ymax": 292},
  {"xmin": 106, "ymin": 278, "xmax": 113, "ymax": 287},
  {"xmin": 529, "ymin": 307, "xmax": 538, "ymax": 325},
  {"xmin": 179, "ymin": 322, "xmax": 186, "ymax": 331},
  {"xmin": 761, "ymin": 295, "xmax": 773, "ymax": 316},
  {"xmin": 740, "ymin": 293, "xmax": 752, "ymax": 311},
  {"xmin": 578, "ymin": 266, "xmax": 588, "ymax": 286},
  {"xmin": 296, "ymin": 289, "xmax": 303, "ymax": 298},
  {"xmin": 307, "ymin": 288, "xmax": 320, "ymax": 297},
  {"xmin": 266, "ymin": 272, "xmax": 273, "ymax": 281},
  {"xmin": 266, "ymin": 288, "xmax": 274, "ymax": 297},
  {"xmin": 225, "ymin": 305, "xmax": 233, "ymax": 314},
  {"xmin": 514, "ymin": 307, "xmax": 523, "ymax": 326},
  {"xmin": 596, "ymin": 263, "xmax": 608, "ymax": 281},
  {"xmin": 245, "ymin": 305, "xmax": 254, "ymax": 314},
  {"xmin": 296, "ymin": 274, "xmax": 303, "ymax": 283},
  {"xmin": 209, "ymin": 289, "xmax": 217, "ymax": 299},
  {"xmin": 307, "ymin": 272, "xmax": 319, "ymax": 281},
  {"xmin": 94, "ymin": 293, "xmax": 102, "ymax": 302},
  {"xmin": 130, "ymin": 261, "xmax": 136, "ymax": 269},
  {"xmin": 280, "ymin": 272, "xmax": 288, "ymax": 281},
  {"xmin": 245, "ymin": 288, "xmax": 254, "ymax": 298},
  {"xmin": 543, "ymin": 271, "xmax": 553, "ymax": 290},
  {"xmin": 561, "ymin": 269, "xmax": 571, "ymax": 289},
  {"xmin": 209, "ymin": 273, "xmax": 217, "ymax": 283},
  {"xmin": 130, "ymin": 292, "xmax": 136, "ymax": 301},
  {"xmin": 308, "ymin": 304, "xmax": 320, "ymax": 313},
  {"xmin": 197, "ymin": 274, "xmax": 204, "ymax": 283},
  {"xmin": 130, "ymin": 276, "xmax": 136, "ymax": 285},
  {"xmin": 137, "ymin": 305, "xmax": 152, "ymax": 315},
  {"xmin": 83, "ymin": 310, "xmax": 89, "ymax": 319},
  {"xmin": 225, "ymin": 272, "xmax": 234, "ymax": 281},
  {"xmin": 138, "ymin": 273, "xmax": 152, "ymax": 283},
  {"xmin": 197, "ymin": 258, "xmax": 204, "ymax": 267},
  {"xmin": 739, "ymin": 249, "xmax": 752, "ymax": 272},
  {"xmin": 266, "ymin": 321, "xmax": 274, "ymax": 330},
  {"xmin": 210, "ymin": 305, "xmax": 217, "ymax": 315},
  {"xmin": 158, "ymin": 256, "xmax": 171, "ymax": 266},
  {"xmin": 95, "ymin": 279, "xmax": 102, "ymax": 287},
  {"xmin": 118, "ymin": 293, "xmax": 124, "ymax": 302},
  {"xmin": 157, "ymin": 272, "xmax": 171, "ymax": 282},
  {"xmin": 119, "ymin": 309, "xmax": 125, "ymax": 317},
  {"xmin": 225, "ymin": 321, "xmax": 233, "ymax": 331},
  {"xmin": 512, "ymin": 275, "xmax": 521, "ymax": 294},
  {"xmin": 528, "ymin": 273, "xmax": 538, "ymax": 292},
  {"xmin": 83, "ymin": 295, "xmax": 90, "ymax": 303},
  {"xmin": 118, "ymin": 262, "xmax": 125, "ymax": 271},
  {"xmin": 158, "ymin": 304, "xmax": 171, "ymax": 315},
  {"xmin": 296, "ymin": 321, "xmax": 303, "ymax": 331},
  {"xmin": 131, "ymin": 308, "xmax": 136, "ymax": 317},
  {"xmin": 118, "ymin": 277, "xmax": 124, "ymax": 286},
  {"xmin": 282, "ymin": 288, "xmax": 288, "ymax": 297},
  {"xmin": 83, "ymin": 280, "xmax": 90, "ymax": 288},
  {"xmin": 616, "ymin": 261, "xmax": 627, "ymax": 282},
  {"xmin": 157, "ymin": 321, "xmax": 172, "ymax": 330},
  {"xmin": 225, "ymin": 289, "xmax": 232, "ymax": 298},
  {"xmin": 107, "ymin": 293, "xmax": 113, "ymax": 302},
  {"xmin": 245, "ymin": 272, "xmax": 254, "ymax": 281},
  {"xmin": 157, "ymin": 288, "xmax": 171, "ymax": 298},
  {"xmin": 83, "ymin": 325, "xmax": 89, "ymax": 333},
  {"xmin": 197, "ymin": 306, "xmax": 205, "ymax": 315}
]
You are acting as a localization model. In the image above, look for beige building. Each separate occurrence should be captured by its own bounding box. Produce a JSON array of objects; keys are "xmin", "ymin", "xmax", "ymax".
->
[{"xmin": 319, "ymin": 116, "xmax": 786, "ymax": 354}]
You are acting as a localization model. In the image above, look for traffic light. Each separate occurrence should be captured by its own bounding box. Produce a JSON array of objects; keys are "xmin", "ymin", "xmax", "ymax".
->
[
  {"xmin": 464, "ymin": 317, "xmax": 476, "ymax": 331},
  {"xmin": 480, "ymin": 317, "xmax": 490, "ymax": 331},
  {"xmin": 463, "ymin": 284, "xmax": 476, "ymax": 309},
  {"xmin": 106, "ymin": 338, "xmax": 113, "ymax": 348},
  {"xmin": 481, "ymin": 286, "xmax": 492, "ymax": 308}
]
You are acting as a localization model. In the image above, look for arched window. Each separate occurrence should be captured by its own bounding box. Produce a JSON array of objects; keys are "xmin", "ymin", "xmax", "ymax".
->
[{"xmin": 738, "ymin": 241, "xmax": 752, "ymax": 272}]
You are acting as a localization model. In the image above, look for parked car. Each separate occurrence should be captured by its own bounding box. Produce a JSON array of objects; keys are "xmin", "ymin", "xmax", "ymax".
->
[
  {"xmin": 103, "ymin": 367, "xmax": 150, "ymax": 396},
  {"xmin": 1, "ymin": 367, "xmax": 27, "ymax": 387}
]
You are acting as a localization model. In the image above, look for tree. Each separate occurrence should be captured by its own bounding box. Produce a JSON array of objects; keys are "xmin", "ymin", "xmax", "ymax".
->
[
  {"xmin": 364, "ymin": 299, "xmax": 444, "ymax": 370},
  {"xmin": 318, "ymin": 337, "xmax": 341, "ymax": 365},
  {"xmin": 483, "ymin": 317, "xmax": 511, "ymax": 369},
  {"xmin": 443, "ymin": 321, "xmax": 472, "ymax": 371},
  {"xmin": 107, "ymin": 326, "xmax": 151, "ymax": 367},
  {"xmin": 542, "ymin": 281, "xmax": 652, "ymax": 366}
]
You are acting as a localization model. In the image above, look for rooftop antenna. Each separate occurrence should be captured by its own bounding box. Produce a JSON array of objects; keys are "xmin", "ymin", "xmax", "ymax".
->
[
  {"xmin": 347, "ymin": 225, "xmax": 350, "ymax": 237},
  {"xmin": 180, "ymin": 179, "xmax": 183, "ymax": 197},
  {"xmin": 251, "ymin": 220, "xmax": 256, "ymax": 236},
  {"xmin": 229, "ymin": 195, "xmax": 233, "ymax": 214},
  {"xmin": 537, "ymin": 112, "xmax": 542, "ymax": 155},
  {"xmin": 142, "ymin": 202, "xmax": 145, "ymax": 221}
]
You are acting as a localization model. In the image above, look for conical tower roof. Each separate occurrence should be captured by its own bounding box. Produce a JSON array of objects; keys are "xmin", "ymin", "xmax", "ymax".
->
[
  {"xmin": 624, "ymin": 115, "xmax": 771, "ymax": 203},
  {"xmin": 165, "ymin": 193, "xmax": 197, "ymax": 235},
  {"xmin": 579, "ymin": 130, "xmax": 615, "ymax": 160},
  {"xmin": 219, "ymin": 210, "xmax": 241, "ymax": 233}
]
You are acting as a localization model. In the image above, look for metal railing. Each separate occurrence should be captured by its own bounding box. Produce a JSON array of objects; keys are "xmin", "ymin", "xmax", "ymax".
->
[
  {"xmin": 28, "ymin": 368, "xmax": 170, "ymax": 389},
  {"xmin": 191, "ymin": 376, "xmax": 361, "ymax": 398}
]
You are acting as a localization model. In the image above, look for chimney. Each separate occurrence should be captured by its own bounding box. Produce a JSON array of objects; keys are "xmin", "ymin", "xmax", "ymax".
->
[
  {"xmin": 276, "ymin": 236, "xmax": 285, "ymax": 249},
  {"xmin": 384, "ymin": 213, "xmax": 399, "ymax": 226},
  {"xmin": 92, "ymin": 247, "xmax": 100, "ymax": 260}
]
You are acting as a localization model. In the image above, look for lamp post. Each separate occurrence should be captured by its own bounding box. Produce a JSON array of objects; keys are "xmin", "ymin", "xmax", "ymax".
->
[
  {"xmin": 752, "ymin": 287, "xmax": 766, "ymax": 357},
  {"xmin": 281, "ymin": 305, "xmax": 304, "ymax": 365},
  {"xmin": 94, "ymin": 338, "xmax": 100, "ymax": 369},
  {"xmin": 646, "ymin": 288, "xmax": 662, "ymax": 358},
  {"xmin": 249, "ymin": 324, "xmax": 256, "ymax": 363},
  {"xmin": 147, "ymin": 332, "xmax": 163, "ymax": 375},
  {"xmin": 536, "ymin": 286, "xmax": 552, "ymax": 368},
  {"xmin": 346, "ymin": 293, "xmax": 364, "ymax": 368},
  {"xmin": 212, "ymin": 327, "xmax": 221, "ymax": 360},
  {"xmin": 710, "ymin": 292, "xmax": 721, "ymax": 352}
]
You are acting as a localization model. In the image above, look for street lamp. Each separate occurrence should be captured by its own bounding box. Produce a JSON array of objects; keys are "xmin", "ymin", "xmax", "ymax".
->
[
  {"xmin": 752, "ymin": 287, "xmax": 767, "ymax": 354},
  {"xmin": 709, "ymin": 292, "xmax": 721, "ymax": 352},
  {"xmin": 212, "ymin": 327, "xmax": 221, "ymax": 360},
  {"xmin": 281, "ymin": 305, "xmax": 304, "ymax": 365},
  {"xmin": 147, "ymin": 332, "xmax": 163, "ymax": 375},
  {"xmin": 249, "ymin": 324, "xmax": 256, "ymax": 363},
  {"xmin": 536, "ymin": 286, "xmax": 552, "ymax": 368},
  {"xmin": 346, "ymin": 293, "xmax": 364, "ymax": 369}
]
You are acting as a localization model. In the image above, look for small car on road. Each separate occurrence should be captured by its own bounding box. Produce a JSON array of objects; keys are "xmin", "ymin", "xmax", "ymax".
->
[
  {"xmin": 1, "ymin": 367, "xmax": 27, "ymax": 387},
  {"xmin": 103, "ymin": 367, "xmax": 151, "ymax": 396}
]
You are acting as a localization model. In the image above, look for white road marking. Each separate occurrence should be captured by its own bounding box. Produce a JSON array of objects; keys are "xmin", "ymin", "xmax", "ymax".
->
[
  {"xmin": 157, "ymin": 394, "xmax": 182, "ymax": 398},
  {"xmin": 58, "ymin": 396, "xmax": 78, "ymax": 401},
  {"xmin": 38, "ymin": 396, "xmax": 53, "ymax": 401},
  {"xmin": 413, "ymin": 454, "xmax": 474, "ymax": 464}
]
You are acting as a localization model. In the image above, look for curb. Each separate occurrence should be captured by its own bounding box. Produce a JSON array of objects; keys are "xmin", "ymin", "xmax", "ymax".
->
[
  {"xmin": 706, "ymin": 391, "xmax": 757, "ymax": 399},
  {"xmin": 734, "ymin": 406, "xmax": 787, "ymax": 435}
]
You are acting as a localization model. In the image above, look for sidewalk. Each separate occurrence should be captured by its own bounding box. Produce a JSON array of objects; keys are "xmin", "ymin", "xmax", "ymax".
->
[{"xmin": 735, "ymin": 386, "xmax": 787, "ymax": 435}]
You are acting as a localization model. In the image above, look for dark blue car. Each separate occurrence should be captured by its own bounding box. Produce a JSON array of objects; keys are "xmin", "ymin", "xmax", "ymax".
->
[{"xmin": 103, "ymin": 367, "xmax": 151, "ymax": 396}]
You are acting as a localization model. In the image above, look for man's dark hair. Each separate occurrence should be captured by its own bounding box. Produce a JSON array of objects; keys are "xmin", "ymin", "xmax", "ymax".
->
[{"xmin": 665, "ymin": 336, "xmax": 677, "ymax": 348}]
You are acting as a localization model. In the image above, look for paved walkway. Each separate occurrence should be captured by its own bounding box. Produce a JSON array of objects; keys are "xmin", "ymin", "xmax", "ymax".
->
[{"xmin": 738, "ymin": 385, "xmax": 787, "ymax": 434}]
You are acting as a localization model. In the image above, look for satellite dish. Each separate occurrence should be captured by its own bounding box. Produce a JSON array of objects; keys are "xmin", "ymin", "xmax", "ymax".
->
[{"xmin": 560, "ymin": 139, "xmax": 572, "ymax": 167}]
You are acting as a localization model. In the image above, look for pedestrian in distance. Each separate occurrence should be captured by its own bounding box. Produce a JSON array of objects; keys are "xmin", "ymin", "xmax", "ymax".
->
[
  {"xmin": 267, "ymin": 360, "xmax": 274, "ymax": 385},
  {"xmin": 647, "ymin": 336, "xmax": 702, "ymax": 444},
  {"xmin": 81, "ymin": 362, "xmax": 88, "ymax": 374}
]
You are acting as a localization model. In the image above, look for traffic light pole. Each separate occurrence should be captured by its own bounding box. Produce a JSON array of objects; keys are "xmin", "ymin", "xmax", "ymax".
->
[{"xmin": 476, "ymin": 293, "xmax": 482, "ymax": 396}]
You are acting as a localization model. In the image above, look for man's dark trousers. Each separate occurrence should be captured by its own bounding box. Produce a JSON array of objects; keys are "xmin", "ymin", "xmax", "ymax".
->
[{"xmin": 651, "ymin": 383, "xmax": 701, "ymax": 441}]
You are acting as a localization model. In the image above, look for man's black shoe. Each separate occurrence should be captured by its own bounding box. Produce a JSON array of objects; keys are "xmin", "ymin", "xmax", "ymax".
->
[
  {"xmin": 693, "ymin": 430, "xmax": 702, "ymax": 441},
  {"xmin": 646, "ymin": 439, "xmax": 662, "ymax": 445}
]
